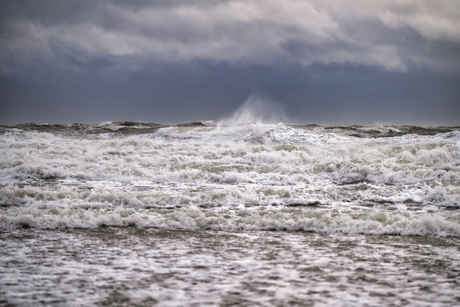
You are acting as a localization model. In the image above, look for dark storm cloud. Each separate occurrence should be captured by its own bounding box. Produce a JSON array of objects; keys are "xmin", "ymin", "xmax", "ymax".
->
[
  {"xmin": 0, "ymin": 0, "xmax": 459, "ymax": 125},
  {"xmin": 3, "ymin": 0, "xmax": 460, "ymax": 72}
]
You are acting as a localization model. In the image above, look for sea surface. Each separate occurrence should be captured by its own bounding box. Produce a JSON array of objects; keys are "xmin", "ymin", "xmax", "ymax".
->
[{"xmin": 1, "ymin": 120, "xmax": 460, "ymax": 306}]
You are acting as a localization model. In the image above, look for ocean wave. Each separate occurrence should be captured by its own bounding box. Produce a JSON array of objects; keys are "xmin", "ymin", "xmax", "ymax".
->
[
  {"xmin": 1, "ymin": 121, "xmax": 459, "ymax": 140},
  {"xmin": 1, "ymin": 121, "xmax": 459, "ymax": 237},
  {"xmin": 1, "ymin": 206, "xmax": 459, "ymax": 237}
]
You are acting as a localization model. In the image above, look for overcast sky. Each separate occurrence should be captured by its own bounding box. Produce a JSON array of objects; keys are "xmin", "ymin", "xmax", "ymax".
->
[{"xmin": 1, "ymin": 0, "xmax": 459, "ymax": 125}]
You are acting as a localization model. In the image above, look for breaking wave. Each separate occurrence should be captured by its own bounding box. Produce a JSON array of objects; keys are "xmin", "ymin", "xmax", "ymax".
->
[{"xmin": 1, "ymin": 102, "xmax": 460, "ymax": 235}]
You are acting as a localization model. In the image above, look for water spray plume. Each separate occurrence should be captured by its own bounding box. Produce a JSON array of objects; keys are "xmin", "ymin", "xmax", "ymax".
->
[{"xmin": 220, "ymin": 95, "xmax": 286, "ymax": 126}]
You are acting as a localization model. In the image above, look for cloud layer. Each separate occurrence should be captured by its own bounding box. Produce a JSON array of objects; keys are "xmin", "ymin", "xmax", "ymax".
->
[{"xmin": 2, "ymin": 0, "xmax": 460, "ymax": 74}]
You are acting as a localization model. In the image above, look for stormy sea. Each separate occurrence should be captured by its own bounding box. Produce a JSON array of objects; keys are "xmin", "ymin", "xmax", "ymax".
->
[{"xmin": 1, "ymin": 117, "xmax": 460, "ymax": 306}]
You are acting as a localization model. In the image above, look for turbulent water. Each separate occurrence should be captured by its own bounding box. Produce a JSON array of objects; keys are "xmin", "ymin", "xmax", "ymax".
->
[{"xmin": 1, "ymin": 120, "xmax": 460, "ymax": 306}]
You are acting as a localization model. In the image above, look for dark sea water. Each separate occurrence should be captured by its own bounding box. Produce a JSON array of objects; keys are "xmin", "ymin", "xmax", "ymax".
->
[{"xmin": 1, "ymin": 119, "xmax": 460, "ymax": 306}]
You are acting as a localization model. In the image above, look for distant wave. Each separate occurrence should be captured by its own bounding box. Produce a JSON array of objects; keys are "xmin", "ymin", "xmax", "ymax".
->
[{"xmin": 1, "ymin": 121, "xmax": 459, "ymax": 138}]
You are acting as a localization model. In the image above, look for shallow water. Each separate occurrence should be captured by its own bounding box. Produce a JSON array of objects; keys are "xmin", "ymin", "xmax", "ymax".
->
[{"xmin": 1, "ymin": 228, "xmax": 460, "ymax": 306}]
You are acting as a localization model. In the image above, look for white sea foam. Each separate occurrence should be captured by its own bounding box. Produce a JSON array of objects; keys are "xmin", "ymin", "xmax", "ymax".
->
[
  {"xmin": 1, "ymin": 117, "xmax": 460, "ymax": 235},
  {"xmin": 1, "ymin": 206, "xmax": 459, "ymax": 236}
]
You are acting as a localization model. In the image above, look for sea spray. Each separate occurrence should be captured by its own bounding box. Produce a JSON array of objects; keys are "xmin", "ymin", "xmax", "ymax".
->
[{"xmin": 219, "ymin": 94, "xmax": 287, "ymax": 126}]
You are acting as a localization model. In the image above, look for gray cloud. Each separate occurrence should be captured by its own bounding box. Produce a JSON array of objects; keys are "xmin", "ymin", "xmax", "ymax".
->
[{"xmin": 2, "ymin": 0, "xmax": 460, "ymax": 74}]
